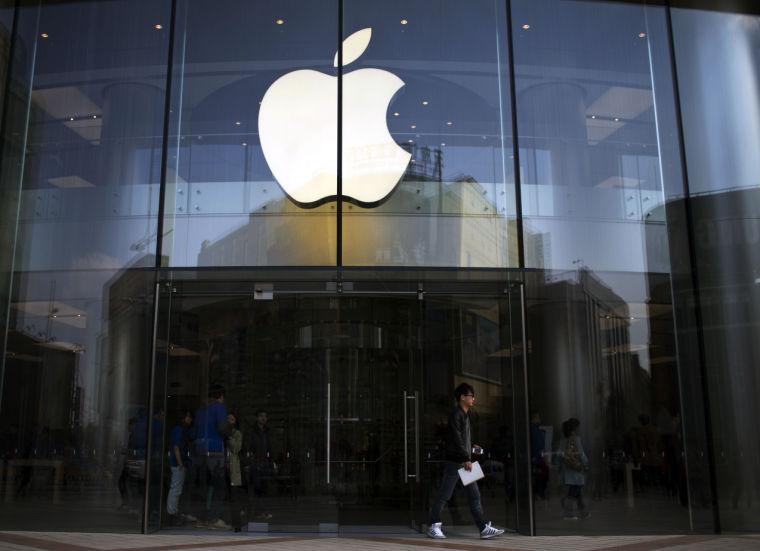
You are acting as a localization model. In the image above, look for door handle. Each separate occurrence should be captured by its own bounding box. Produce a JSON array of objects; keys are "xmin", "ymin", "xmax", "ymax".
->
[{"xmin": 404, "ymin": 391, "xmax": 419, "ymax": 482}]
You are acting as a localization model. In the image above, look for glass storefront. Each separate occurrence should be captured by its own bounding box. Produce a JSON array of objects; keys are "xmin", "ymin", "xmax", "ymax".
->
[{"xmin": 0, "ymin": 0, "xmax": 757, "ymax": 537}]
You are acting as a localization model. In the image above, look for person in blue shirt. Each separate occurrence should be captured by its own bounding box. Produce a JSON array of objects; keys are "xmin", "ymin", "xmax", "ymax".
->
[
  {"xmin": 192, "ymin": 385, "xmax": 231, "ymax": 529},
  {"xmin": 166, "ymin": 410, "xmax": 193, "ymax": 525}
]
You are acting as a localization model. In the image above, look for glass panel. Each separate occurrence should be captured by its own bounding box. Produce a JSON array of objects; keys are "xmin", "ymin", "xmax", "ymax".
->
[
  {"xmin": 526, "ymin": 269, "xmax": 691, "ymax": 534},
  {"xmin": 162, "ymin": 0, "xmax": 338, "ymax": 267},
  {"xmin": 0, "ymin": 0, "xmax": 170, "ymax": 532},
  {"xmin": 672, "ymin": 7, "xmax": 760, "ymax": 532},
  {"xmin": 513, "ymin": 0, "xmax": 673, "ymax": 273},
  {"xmin": 342, "ymin": 0, "xmax": 518, "ymax": 267},
  {"xmin": 422, "ymin": 295, "xmax": 519, "ymax": 535}
]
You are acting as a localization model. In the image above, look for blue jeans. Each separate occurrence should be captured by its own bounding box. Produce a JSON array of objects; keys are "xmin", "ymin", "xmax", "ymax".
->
[{"xmin": 429, "ymin": 462, "xmax": 487, "ymax": 531}]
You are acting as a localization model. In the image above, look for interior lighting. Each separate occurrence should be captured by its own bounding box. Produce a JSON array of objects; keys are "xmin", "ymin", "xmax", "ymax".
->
[
  {"xmin": 441, "ymin": 142, "xmax": 446, "ymax": 146},
  {"xmin": 92, "ymin": 115, "xmax": 97, "ymax": 119},
  {"xmin": 446, "ymin": 121, "xmax": 452, "ymax": 126},
  {"xmin": 235, "ymin": 121, "xmax": 241, "ymax": 126},
  {"xmin": 638, "ymin": 32, "xmax": 646, "ymax": 38},
  {"xmin": 422, "ymin": 100, "xmax": 429, "ymax": 106},
  {"xmin": 393, "ymin": 112, "xmax": 399, "ymax": 116},
  {"xmin": 400, "ymin": 19, "xmax": 408, "ymax": 25},
  {"xmin": 242, "ymin": 142, "xmax": 247, "ymax": 146},
  {"xmin": 276, "ymin": 19, "xmax": 285, "ymax": 25},
  {"xmin": 69, "ymin": 117, "xmax": 74, "ymax": 121},
  {"xmin": 153, "ymin": 24, "xmax": 163, "ymax": 30},
  {"xmin": 614, "ymin": 117, "xmax": 620, "ymax": 122},
  {"xmin": 591, "ymin": 115, "xmax": 596, "ymax": 119},
  {"xmin": 521, "ymin": 24, "xmax": 530, "ymax": 30},
  {"xmin": 40, "ymin": 33, "xmax": 49, "ymax": 39},
  {"xmin": 410, "ymin": 124, "xmax": 416, "ymax": 129},
  {"xmin": 408, "ymin": 139, "xmax": 414, "ymax": 143}
]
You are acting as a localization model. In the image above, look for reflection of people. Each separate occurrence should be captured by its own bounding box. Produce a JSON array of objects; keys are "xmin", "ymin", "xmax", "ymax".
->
[
  {"xmin": 247, "ymin": 409, "xmax": 274, "ymax": 520},
  {"xmin": 558, "ymin": 418, "xmax": 589, "ymax": 520},
  {"xmin": 166, "ymin": 411, "xmax": 193, "ymax": 525},
  {"xmin": 226, "ymin": 412, "xmax": 246, "ymax": 532},
  {"xmin": 192, "ymin": 385, "xmax": 230, "ymax": 529},
  {"xmin": 427, "ymin": 383, "xmax": 505, "ymax": 540},
  {"xmin": 530, "ymin": 412, "xmax": 548, "ymax": 500}
]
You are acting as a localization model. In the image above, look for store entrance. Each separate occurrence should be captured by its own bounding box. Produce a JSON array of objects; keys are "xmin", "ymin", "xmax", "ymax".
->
[{"xmin": 149, "ymin": 279, "xmax": 530, "ymax": 534}]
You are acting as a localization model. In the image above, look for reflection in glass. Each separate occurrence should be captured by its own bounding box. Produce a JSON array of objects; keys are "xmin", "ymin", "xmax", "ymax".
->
[
  {"xmin": 162, "ymin": 0, "xmax": 338, "ymax": 267},
  {"xmin": 0, "ymin": 0, "xmax": 170, "ymax": 531},
  {"xmin": 672, "ymin": 8, "xmax": 760, "ymax": 531},
  {"xmin": 342, "ymin": 0, "xmax": 518, "ymax": 267},
  {"xmin": 513, "ymin": 0, "xmax": 674, "ymax": 272}
]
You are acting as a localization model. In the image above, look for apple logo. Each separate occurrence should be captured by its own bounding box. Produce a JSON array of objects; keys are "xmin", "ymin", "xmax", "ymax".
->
[{"xmin": 259, "ymin": 28, "xmax": 412, "ymax": 206}]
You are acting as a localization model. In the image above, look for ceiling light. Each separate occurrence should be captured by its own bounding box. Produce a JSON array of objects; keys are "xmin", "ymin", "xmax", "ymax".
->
[
  {"xmin": 614, "ymin": 117, "xmax": 620, "ymax": 122},
  {"xmin": 242, "ymin": 142, "xmax": 247, "ymax": 146},
  {"xmin": 40, "ymin": 33, "xmax": 49, "ymax": 39},
  {"xmin": 400, "ymin": 19, "xmax": 408, "ymax": 25},
  {"xmin": 69, "ymin": 117, "xmax": 74, "ymax": 121},
  {"xmin": 92, "ymin": 115, "xmax": 97, "ymax": 119},
  {"xmin": 422, "ymin": 100, "xmax": 428, "ymax": 106},
  {"xmin": 393, "ymin": 112, "xmax": 399, "ymax": 116},
  {"xmin": 638, "ymin": 32, "xmax": 646, "ymax": 39},
  {"xmin": 522, "ymin": 24, "xmax": 530, "ymax": 30},
  {"xmin": 591, "ymin": 115, "xmax": 596, "ymax": 119},
  {"xmin": 408, "ymin": 139, "xmax": 414, "ymax": 143},
  {"xmin": 153, "ymin": 24, "xmax": 163, "ymax": 30},
  {"xmin": 410, "ymin": 124, "xmax": 416, "ymax": 129},
  {"xmin": 235, "ymin": 121, "xmax": 241, "ymax": 126},
  {"xmin": 446, "ymin": 121, "xmax": 452, "ymax": 126},
  {"xmin": 441, "ymin": 142, "xmax": 446, "ymax": 146},
  {"xmin": 276, "ymin": 19, "xmax": 285, "ymax": 25}
]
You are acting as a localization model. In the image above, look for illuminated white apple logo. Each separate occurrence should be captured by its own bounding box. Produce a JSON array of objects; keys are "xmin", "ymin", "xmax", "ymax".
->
[{"xmin": 259, "ymin": 28, "xmax": 411, "ymax": 205}]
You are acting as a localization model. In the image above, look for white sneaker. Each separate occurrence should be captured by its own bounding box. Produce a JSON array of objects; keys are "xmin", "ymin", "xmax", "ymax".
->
[
  {"xmin": 480, "ymin": 522, "xmax": 505, "ymax": 539},
  {"xmin": 208, "ymin": 518, "xmax": 231, "ymax": 530},
  {"xmin": 427, "ymin": 522, "xmax": 446, "ymax": 539}
]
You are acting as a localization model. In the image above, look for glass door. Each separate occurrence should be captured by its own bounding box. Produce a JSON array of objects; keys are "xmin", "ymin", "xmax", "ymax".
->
[
  {"xmin": 148, "ymin": 279, "xmax": 527, "ymax": 534},
  {"xmin": 420, "ymin": 286, "xmax": 529, "ymax": 536}
]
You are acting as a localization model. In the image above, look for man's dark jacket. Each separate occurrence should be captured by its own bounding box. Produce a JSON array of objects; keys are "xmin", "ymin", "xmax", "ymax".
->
[{"xmin": 445, "ymin": 406, "xmax": 472, "ymax": 463}]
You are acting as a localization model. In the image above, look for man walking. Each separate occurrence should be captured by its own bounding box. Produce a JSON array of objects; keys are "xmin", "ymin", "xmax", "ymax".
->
[{"xmin": 428, "ymin": 383, "xmax": 505, "ymax": 540}]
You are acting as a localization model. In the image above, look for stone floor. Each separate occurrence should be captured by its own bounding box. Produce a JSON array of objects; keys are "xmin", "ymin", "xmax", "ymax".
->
[{"xmin": 0, "ymin": 532, "xmax": 759, "ymax": 551}]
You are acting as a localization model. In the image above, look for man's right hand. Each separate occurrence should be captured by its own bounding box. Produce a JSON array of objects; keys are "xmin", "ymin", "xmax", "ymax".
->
[{"xmin": 464, "ymin": 461, "xmax": 473, "ymax": 471}]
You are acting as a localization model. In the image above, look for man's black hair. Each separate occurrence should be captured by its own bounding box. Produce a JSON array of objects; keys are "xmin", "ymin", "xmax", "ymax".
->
[
  {"xmin": 454, "ymin": 382, "xmax": 475, "ymax": 401},
  {"xmin": 208, "ymin": 384, "xmax": 225, "ymax": 400}
]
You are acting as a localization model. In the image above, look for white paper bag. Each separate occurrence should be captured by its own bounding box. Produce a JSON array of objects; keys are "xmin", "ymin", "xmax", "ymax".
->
[{"xmin": 457, "ymin": 460, "xmax": 485, "ymax": 486}]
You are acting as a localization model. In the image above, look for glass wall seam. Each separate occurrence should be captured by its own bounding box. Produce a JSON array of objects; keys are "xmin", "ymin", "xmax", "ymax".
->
[
  {"xmin": 664, "ymin": 4, "xmax": 721, "ymax": 535},
  {"xmin": 505, "ymin": 0, "xmax": 526, "ymax": 270}
]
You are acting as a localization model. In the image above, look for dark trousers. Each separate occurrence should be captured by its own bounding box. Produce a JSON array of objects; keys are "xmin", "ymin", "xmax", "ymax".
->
[
  {"xmin": 429, "ymin": 462, "xmax": 487, "ymax": 531},
  {"xmin": 563, "ymin": 484, "xmax": 586, "ymax": 513},
  {"xmin": 193, "ymin": 453, "xmax": 226, "ymax": 522},
  {"xmin": 228, "ymin": 485, "xmax": 248, "ymax": 529}
]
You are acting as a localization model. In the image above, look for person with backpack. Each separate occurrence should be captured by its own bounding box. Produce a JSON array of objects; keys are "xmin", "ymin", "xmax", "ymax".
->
[{"xmin": 559, "ymin": 417, "xmax": 590, "ymax": 520}]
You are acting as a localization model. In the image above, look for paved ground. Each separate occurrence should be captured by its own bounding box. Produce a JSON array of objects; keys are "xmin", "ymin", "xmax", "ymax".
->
[{"xmin": 0, "ymin": 532, "xmax": 759, "ymax": 551}]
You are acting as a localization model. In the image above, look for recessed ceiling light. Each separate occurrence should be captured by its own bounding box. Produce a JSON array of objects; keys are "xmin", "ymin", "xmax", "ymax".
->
[
  {"xmin": 638, "ymin": 32, "xmax": 646, "ymax": 39},
  {"xmin": 393, "ymin": 112, "xmax": 399, "ymax": 116},
  {"xmin": 410, "ymin": 124, "xmax": 416, "ymax": 129},
  {"xmin": 408, "ymin": 139, "xmax": 414, "ymax": 143},
  {"xmin": 422, "ymin": 100, "xmax": 429, "ymax": 106},
  {"xmin": 276, "ymin": 19, "xmax": 285, "ymax": 25},
  {"xmin": 522, "ymin": 24, "xmax": 530, "ymax": 30},
  {"xmin": 591, "ymin": 115, "xmax": 596, "ymax": 119},
  {"xmin": 441, "ymin": 142, "xmax": 446, "ymax": 146},
  {"xmin": 153, "ymin": 24, "xmax": 163, "ymax": 30},
  {"xmin": 40, "ymin": 33, "xmax": 49, "ymax": 39},
  {"xmin": 614, "ymin": 117, "xmax": 620, "ymax": 122},
  {"xmin": 92, "ymin": 115, "xmax": 97, "ymax": 119},
  {"xmin": 242, "ymin": 142, "xmax": 247, "ymax": 146},
  {"xmin": 400, "ymin": 19, "xmax": 408, "ymax": 25},
  {"xmin": 235, "ymin": 121, "xmax": 241, "ymax": 126},
  {"xmin": 69, "ymin": 117, "xmax": 74, "ymax": 121},
  {"xmin": 446, "ymin": 121, "xmax": 452, "ymax": 126}
]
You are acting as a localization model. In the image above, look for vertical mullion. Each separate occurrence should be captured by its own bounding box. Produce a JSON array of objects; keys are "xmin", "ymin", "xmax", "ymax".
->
[
  {"xmin": 505, "ymin": 0, "xmax": 525, "ymax": 269},
  {"xmin": 337, "ymin": 1, "xmax": 343, "ymax": 267}
]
